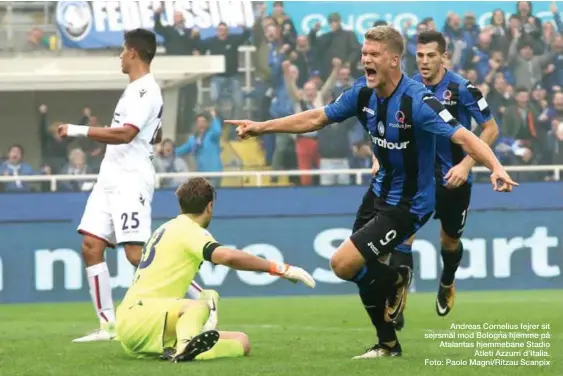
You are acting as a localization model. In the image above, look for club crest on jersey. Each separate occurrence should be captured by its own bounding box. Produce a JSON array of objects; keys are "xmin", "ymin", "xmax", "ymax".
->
[{"xmin": 377, "ymin": 121, "xmax": 385, "ymax": 136}]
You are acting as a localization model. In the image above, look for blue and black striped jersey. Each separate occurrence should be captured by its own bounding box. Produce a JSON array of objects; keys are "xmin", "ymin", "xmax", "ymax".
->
[
  {"xmin": 325, "ymin": 74, "xmax": 462, "ymax": 217},
  {"xmin": 412, "ymin": 69, "xmax": 494, "ymax": 185}
]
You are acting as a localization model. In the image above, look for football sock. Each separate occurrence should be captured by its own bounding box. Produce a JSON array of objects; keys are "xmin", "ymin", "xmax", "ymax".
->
[
  {"xmin": 185, "ymin": 281, "xmax": 204, "ymax": 299},
  {"xmin": 86, "ymin": 262, "xmax": 116, "ymax": 325},
  {"xmin": 357, "ymin": 281, "xmax": 397, "ymax": 344},
  {"xmin": 390, "ymin": 244, "xmax": 414, "ymax": 270},
  {"xmin": 195, "ymin": 339, "xmax": 245, "ymax": 361},
  {"xmin": 351, "ymin": 261, "xmax": 398, "ymax": 289},
  {"xmin": 441, "ymin": 243, "xmax": 464, "ymax": 286},
  {"xmin": 175, "ymin": 302, "xmax": 210, "ymax": 353}
]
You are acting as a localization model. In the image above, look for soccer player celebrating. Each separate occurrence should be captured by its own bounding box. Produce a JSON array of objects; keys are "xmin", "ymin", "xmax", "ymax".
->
[
  {"xmin": 225, "ymin": 25, "xmax": 517, "ymax": 358},
  {"xmin": 58, "ymin": 29, "xmax": 164, "ymax": 342},
  {"xmin": 116, "ymin": 178, "xmax": 315, "ymax": 362},
  {"xmin": 391, "ymin": 31, "xmax": 500, "ymax": 331}
]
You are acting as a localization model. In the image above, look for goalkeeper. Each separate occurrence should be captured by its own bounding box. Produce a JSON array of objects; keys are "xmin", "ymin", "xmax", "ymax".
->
[{"xmin": 116, "ymin": 178, "xmax": 316, "ymax": 362}]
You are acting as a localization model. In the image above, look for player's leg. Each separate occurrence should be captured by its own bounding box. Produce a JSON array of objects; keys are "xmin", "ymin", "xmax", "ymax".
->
[
  {"xmin": 117, "ymin": 298, "xmax": 216, "ymax": 360},
  {"xmin": 389, "ymin": 236, "xmax": 415, "ymax": 331},
  {"xmin": 194, "ymin": 331, "xmax": 250, "ymax": 361},
  {"xmin": 345, "ymin": 190, "xmax": 405, "ymax": 356},
  {"xmin": 170, "ymin": 300, "xmax": 220, "ymax": 362},
  {"xmin": 435, "ymin": 183, "xmax": 471, "ymax": 316},
  {"xmin": 111, "ymin": 188, "xmax": 153, "ymax": 268},
  {"xmin": 331, "ymin": 201, "xmax": 424, "ymax": 358},
  {"xmin": 74, "ymin": 185, "xmax": 118, "ymax": 342},
  {"xmin": 184, "ymin": 281, "xmax": 219, "ymax": 331}
]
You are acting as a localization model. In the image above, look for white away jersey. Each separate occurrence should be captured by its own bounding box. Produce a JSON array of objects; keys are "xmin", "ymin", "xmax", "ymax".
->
[{"xmin": 98, "ymin": 73, "xmax": 163, "ymax": 191}]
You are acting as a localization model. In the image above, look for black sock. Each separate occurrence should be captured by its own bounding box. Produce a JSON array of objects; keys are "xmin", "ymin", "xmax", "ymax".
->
[
  {"xmin": 390, "ymin": 247, "xmax": 414, "ymax": 271},
  {"xmin": 357, "ymin": 278, "xmax": 397, "ymax": 344},
  {"xmin": 440, "ymin": 243, "xmax": 463, "ymax": 286}
]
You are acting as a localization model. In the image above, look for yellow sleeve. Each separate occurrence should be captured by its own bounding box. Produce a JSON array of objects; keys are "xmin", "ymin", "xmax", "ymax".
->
[{"xmin": 186, "ymin": 227, "xmax": 220, "ymax": 262}]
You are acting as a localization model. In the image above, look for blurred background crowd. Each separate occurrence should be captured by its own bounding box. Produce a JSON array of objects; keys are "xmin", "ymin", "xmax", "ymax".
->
[{"xmin": 2, "ymin": 1, "xmax": 563, "ymax": 192}]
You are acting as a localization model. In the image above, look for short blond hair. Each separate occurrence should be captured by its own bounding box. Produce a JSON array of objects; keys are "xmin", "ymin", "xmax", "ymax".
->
[{"xmin": 364, "ymin": 26, "xmax": 404, "ymax": 56}]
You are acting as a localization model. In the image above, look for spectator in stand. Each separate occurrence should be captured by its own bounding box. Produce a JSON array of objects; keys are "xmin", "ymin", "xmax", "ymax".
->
[
  {"xmin": 500, "ymin": 87, "xmax": 544, "ymax": 165},
  {"xmin": 545, "ymin": 92, "xmax": 563, "ymax": 164},
  {"xmin": 59, "ymin": 148, "xmax": 95, "ymax": 192},
  {"xmin": 0, "ymin": 145, "xmax": 38, "ymax": 192},
  {"xmin": 515, "ymin": 1, "xmax": 543, "ymax": 54},
  {"xmin": 282, "ymin": 58, "xmax": 340, "ymax": 186},
  {"xmin": 25, "ymin": 27, "xmax": 50, "ymax": 51},
  {"xmin": 331, "ymin": 64, "xmax": 355, "ymax": 100},
  {"xmin": 530, "ymin": 84, "xmax": 549, "ymax": 115},
  {"xmin": 421, "ymin": 17, "xmax": 437, "ymax": 31},
  {"xmin": 544, "ymin": 35, "xmax": 563, "ymax": 92},
  {"xmin": 463, "ymin": 30, "xmax": 493, "ymax": 83},
  {"xmin": 508, "ymin": 29, "xmax": 555, "ymax": 91},
  {"xmin": 176, "ymin": 108, "xmax": 223, "ymax": 187},
  {"xmin": 252, "ymin": 4, "xmax": 276, "ymax": 121},
  {"xmin": 489, "ymin": 9, "xmax": 509, "ymax": 54},
  {"xmin": 487, "ymin": 72, "xmax": 514, "ymax": 123},
  {"xmin": 269, "ymin": 27, "xmax": 298, "ymax": 176},
  {"xmin": 197, "ymin": 22, "xmax": 251, "ymax": 119},
  {"xmin": 484, "ymin": 49, "xmax": 515, "ymax": 87},
  {"xmin": 271, "ymin": 1, "xmax": 297, "ymax": 48},
  {"xmin": 308, "ymin": 12, "xmax": 360, "ymax": 81},
  {"xmin": 38, "ymin": 104, "xmax": 70, "ymax": 174},
  {"xmin": 552, "ymin": 1, "xmax": 563, "ymax": 33},
  {"xmin": 541, "ymin": 21, "xmax": 558, "ymax": 54},
  {"xmin": 289, "ymin": 35, "xmax": 313, "ymax": 88},
  {"xmin": 462, "ymin": 12, "xmax": 481, "ymax": 48},
  {"xmin": 404, "ymin": 20, "xmax": 428, "ymax": 76},
  {"xmin": 153, "ymin": 139, "xmax": 189, "ymax": 189},
  {"xmin": 153, "ymin": 5, "xmax": 200, "ymax": 139}
]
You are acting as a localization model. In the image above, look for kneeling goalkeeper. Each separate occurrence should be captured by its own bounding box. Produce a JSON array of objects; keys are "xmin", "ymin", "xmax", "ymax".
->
[{"xmin": 117, "ymin": 178, "xmax": 315, "ymax": 362}]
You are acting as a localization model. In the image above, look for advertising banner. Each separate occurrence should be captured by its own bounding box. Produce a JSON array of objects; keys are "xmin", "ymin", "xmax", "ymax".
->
[{"xmin": 0, "ymin": 184, "xmax": 561, "ymax": 303}]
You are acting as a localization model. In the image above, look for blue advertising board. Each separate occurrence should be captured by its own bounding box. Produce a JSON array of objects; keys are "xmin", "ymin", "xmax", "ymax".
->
[
  {"xmin": 56, "ymin": 0, "xmax": 255, "ymax": 49},
  {"xmin": 55, "ymin": 1, "xmax": 561, "ymax": 49},
  {"xmin": 0, "ymin": 183, "xmax": 562, "ymax": 303}
]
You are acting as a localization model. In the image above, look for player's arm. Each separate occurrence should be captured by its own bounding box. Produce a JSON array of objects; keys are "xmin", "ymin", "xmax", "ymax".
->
[
  {"xmin": 417, "ymin": 95, "xmax": 517, "ymax": 192},
  {"xmin": 457, "ymin": 83, "xmax": 499, "ymax": 170},
  {"xmin": 202, "ymin": 243, "xmax": 315, "ymax": 288},
  {"xmin": 226, "ymin": 81, "xmax": 361, "ymax": 136},
  {"xmin": 63, "ymin": 125, "xmax": 139, "ymax": 145},
  {"xmin": 60, "ymin": 91, "xmax": 156, "ymax": 144}
]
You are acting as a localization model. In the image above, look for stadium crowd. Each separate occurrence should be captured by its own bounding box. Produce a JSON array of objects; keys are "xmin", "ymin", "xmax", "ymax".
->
[{"xmin": 2, "ymin": 1, "xmax": 563, "ymax": 192}]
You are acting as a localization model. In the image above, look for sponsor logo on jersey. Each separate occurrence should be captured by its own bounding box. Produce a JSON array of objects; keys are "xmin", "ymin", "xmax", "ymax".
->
[
  {"xmin": 441, "ymin": 89, "xmax": 457, "ymax": 106},
  {"xmin": 389, "ymin": 110, "xmax": 412, "ymax": 129},
  {"xmin": 369, "ymin": 131, "xmax": 410, "ymax": 150},
  {"xmin": 139, "ymin": 89, "xmax": 147, "ymax": 98}
]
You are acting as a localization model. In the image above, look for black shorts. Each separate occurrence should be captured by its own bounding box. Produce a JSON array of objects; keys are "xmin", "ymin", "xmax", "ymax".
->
[
  {"xmin": 434, "ymin": 183, "xmax": 472, "ymax": 239},
  {"xmin": 351, "ymin": 189, "xmax": 432, "ymax": 263}
]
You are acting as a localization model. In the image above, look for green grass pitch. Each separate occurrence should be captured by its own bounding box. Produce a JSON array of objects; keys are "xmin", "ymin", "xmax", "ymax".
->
[{"xmin": 1, "ymin": 290, "xmax": 561, "ymax": 376}]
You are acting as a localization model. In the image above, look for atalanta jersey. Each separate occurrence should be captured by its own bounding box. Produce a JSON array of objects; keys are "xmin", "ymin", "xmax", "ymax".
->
[
  {"xmin": 325, "ymin": 75, "xmax": 462, "ymax": 216},
  {"xmin": 412, "ymin": 69, "xmax": 494, "ymax": 185}
]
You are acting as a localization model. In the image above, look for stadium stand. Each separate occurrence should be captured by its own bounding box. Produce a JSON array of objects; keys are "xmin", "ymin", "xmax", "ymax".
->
[{"xmin": 2, "ymin": 1, "xmax": 563, "ymax": 191}]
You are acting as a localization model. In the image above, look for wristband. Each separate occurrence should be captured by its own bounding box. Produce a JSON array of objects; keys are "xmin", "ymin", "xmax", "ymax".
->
[
  {"xmin": 269, "ymin": 261, "xmax": 289, "ymax": 276},
  {"xmin": 67, "ymin": 124, "xmax": 90, "ymax": 137}
]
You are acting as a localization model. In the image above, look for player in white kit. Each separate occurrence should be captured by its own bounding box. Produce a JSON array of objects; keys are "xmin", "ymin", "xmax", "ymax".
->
[{"xmin": 58, "ymin": 29, "xmax": 166, "ymax": 342}]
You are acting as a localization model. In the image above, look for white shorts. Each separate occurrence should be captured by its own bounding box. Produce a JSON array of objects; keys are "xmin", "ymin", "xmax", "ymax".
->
[{"xmin": 77, "ymin": 184, "xmax": 153, "ymax": 247}]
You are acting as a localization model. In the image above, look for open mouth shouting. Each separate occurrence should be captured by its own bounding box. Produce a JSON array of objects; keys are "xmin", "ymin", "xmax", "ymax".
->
[{"xmin": 365, "ymin": 68, "xmax": 377, "ymax": 81}]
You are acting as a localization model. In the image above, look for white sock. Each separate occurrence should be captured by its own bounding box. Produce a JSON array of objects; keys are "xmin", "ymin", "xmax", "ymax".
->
[
  {"xmin": 86, "ymin": 262, "xmax": 116, "ymax": 325},
  {"xmin": 185, "ymin": 280, "xmax": 203, "ymax": 299}
]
